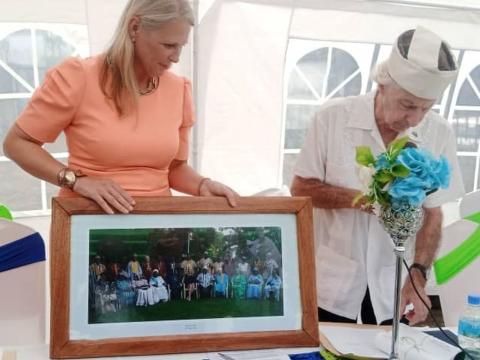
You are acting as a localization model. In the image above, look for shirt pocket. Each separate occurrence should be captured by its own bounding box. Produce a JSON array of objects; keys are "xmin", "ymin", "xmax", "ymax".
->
[{"xmin": 325, "ymin": 161, "xmax": 358, "ymax": 188}]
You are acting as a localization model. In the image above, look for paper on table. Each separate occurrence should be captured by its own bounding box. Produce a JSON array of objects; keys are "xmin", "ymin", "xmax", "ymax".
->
[
  {"xmin": 320, "ymin": 326, "xmax": 388, "ymax": 359},
  {"xmin": 374, "ymin": 324, "xmax": 461, "ymax": 360}
]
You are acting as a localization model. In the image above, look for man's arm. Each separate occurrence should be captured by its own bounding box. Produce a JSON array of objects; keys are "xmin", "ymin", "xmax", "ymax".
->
[
  {"xmin": 400, "ymin": 206, "xmax": 442, "ymax": 325},
  {"xmin": 290, "ymin": 175, "xmax": 370, "ymax": 210}
]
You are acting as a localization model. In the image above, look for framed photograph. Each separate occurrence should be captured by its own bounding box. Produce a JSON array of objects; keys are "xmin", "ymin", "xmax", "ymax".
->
[{"xmin": 50, "ymin": 196, "xmax": 318, "ymax": 358}]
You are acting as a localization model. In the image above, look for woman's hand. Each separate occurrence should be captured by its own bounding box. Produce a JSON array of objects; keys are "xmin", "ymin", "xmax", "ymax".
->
[
  {"xmin": 73, "ymin": 176, "xmax": 135, "ymax": 214},
  {"xmin": 199, "ymin": 178, "xmax": 239, "ymax": 207}
]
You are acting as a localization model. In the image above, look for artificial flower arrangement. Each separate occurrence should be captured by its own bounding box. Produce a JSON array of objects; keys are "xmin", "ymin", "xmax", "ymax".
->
[{"xmin": 354, "ymin": 136, "xmax": 451, "ymax": 210}]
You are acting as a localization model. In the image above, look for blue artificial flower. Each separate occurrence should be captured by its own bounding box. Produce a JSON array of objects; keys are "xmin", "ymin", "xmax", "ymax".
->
[
  {"xmin": 375, "ymin": 153, "xmax": 390, "ymax": 171},
  {"xmin": 388, "ymin": 148, "xmax": 451, "ymax": 206}
]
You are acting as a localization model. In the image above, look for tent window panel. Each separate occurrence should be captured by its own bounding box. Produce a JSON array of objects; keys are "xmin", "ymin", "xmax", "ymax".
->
[
  {"xmin": 328, "ymin": 72, "xmax": 362, "ymax": 99},
  {"xmin": 0, "ymin": 24, "xmax": 88, "ymax": 214},
  {"xmin": 43, "ymin": 132, "xmax": 67, "ymax": 153},
  {"xmin": 296, "ymin": 48, "xmax": 328, "ymax": 97},
  {"xmin": 287, "ymin": 68, "xmax": 318, "ymax": 100},
  {"xmin": 0, "ymin": 98, "xmax": 29, "ymax": 156},
  {"xmin": 36, "ymin": 29, "xmax": 76, "ymax": 83},
  {"xmin": 0, "ymin": 66, "xmax": 31, "ymax": 93},
  {"xmin": 0, "ymin": 29, "xmax": 34, "ymax": 90},
  {"xmin": 0, "ymin": 161, "xmax": 42, "ymax": 211},
  {"xmin": 284, "ymin": 104, "xmax": 320, "ymax": 149},
  {"xmin": 456, "ymin": 65, "xmax": 480, "ymax": 107},
  {"xmin": 326, "ymin": 48, "xmax": 361, "ymax": 98},
  {"xmin": 451, "ymin": 110, "xmax": 480, "ymax": 152},
  {"xmin": 458, "ymin": 156, "xmax": 477, "ymax": 193}
]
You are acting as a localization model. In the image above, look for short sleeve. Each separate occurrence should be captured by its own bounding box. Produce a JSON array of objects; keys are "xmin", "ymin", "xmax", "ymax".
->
[
  {"xmin": 293, "ymin": 111, "xmax": 328, "ymax": 181},
  {"xmin": 15, "ymin": 57, "xmax": 86, "ymax": 143},
  {"xmin": 175, "ymin": 78, "xmax": 196, "ymax": 161},
  {"xmin": 423, "ymin": 125, "xmax": 465, "ymax": 208}
]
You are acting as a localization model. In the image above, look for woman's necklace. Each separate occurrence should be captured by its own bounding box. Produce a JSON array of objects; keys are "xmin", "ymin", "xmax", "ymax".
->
[{"xmin": 139, "ymin": 76, "xmax": 159, "ymax": 95}]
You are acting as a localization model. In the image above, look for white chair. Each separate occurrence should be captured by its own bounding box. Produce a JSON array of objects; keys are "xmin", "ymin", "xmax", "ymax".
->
[
  {"xmin": 436, "ymin": 191, "xmax": 480, "ymax": 326},
  {"xmin": 0, "ymin": 219, "xmax": 46, "ymax": 346}
]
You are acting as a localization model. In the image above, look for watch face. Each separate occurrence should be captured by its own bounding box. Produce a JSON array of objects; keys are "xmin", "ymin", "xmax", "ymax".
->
[{"xmin": 65, "ymin": 170, "xmax": 76, "ymax": 184}]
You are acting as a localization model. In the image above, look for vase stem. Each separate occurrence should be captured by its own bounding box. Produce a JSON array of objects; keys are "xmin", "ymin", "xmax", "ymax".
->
[{"xmin": 389, "ymin": 242, "xmax": 405, "ymax": 360}]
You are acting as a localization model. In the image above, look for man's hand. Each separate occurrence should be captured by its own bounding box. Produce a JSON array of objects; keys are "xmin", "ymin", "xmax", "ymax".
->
[{"xmin": 400, "ymin": 269, "xmax": 431, "ymax": 325}]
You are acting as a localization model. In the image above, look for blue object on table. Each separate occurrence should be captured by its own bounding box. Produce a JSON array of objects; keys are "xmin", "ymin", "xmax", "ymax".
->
[
  {"xmin": 424, "ymin": 329, "xmax": 458, "ymax": 347},
  {"xmin": 289, "ymin": 351, "xmax": 324, "ymax": 360},
  {"xmin": 0, "ymin": 232, "xmax": 45, "ymax": 272}
]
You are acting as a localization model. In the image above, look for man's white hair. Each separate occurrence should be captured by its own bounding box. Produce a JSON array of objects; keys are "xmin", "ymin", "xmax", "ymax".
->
[{"xmin": 371, "ymin": 61, "xmax": 393, "ymax": 86}]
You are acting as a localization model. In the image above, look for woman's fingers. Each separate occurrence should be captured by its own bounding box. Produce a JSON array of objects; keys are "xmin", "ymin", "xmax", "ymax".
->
[
  {"xmin": 103, "ymin": 191, "xmax": 131, "ymax": 214},
  {"xmin": 73, "ymin": 177, "xmax": 134, "ymax": 214},
  {"xmin": 200, "ymin": 180, "xmax": 239, "ymax": 207}
]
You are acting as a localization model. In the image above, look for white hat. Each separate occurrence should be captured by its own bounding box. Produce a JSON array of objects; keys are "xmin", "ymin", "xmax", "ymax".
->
[{"xmin": 386, "ymin": 26, "xmax": 457, "ymax": 100}]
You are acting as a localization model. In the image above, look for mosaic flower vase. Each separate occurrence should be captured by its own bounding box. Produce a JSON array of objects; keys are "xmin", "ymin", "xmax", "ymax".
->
[{"xmin": 379, "ymin": 203, "xmax": 424, "ymax": 360}]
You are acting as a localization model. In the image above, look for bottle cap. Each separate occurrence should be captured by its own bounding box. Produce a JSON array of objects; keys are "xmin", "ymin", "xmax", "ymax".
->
[{"xmin": 468, "ymin": 294, "xmax": 480, "ymax": 305}]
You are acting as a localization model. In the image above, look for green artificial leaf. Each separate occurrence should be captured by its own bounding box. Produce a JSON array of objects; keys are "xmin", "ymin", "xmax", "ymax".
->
[
  {"xmin": 377, "ymin": 190, "xmax": 390, "ymax": 207},
  {"xmin": 0, "ymin": 204, "xmax": 13, "ymax": 220},
  {"xmin": 355, "ymin": 146, "xmax": 376, "ymax": 166},
  {"xmin": 375, "ymin": 170, "xmax": 394, "ymax": 184},
  {"xmin": 391, "ymin": 163, "xmax": 410, "ymax": 177},
  {"xmin": 387, "ymin": 136, "xmax": 410, "ymax": 161}
]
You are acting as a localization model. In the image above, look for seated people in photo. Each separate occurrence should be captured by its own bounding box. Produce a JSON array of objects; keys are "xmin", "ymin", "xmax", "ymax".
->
[
  {"xmin": 166, "ymin": 264, "xmax": 183, "ymax": 300},
  {"xmin": 105, "ymin": 261, "xmax": 121, "ymax": 283},
  {"xmin": 94, "ymin": 281, "xmax": 119, "ymax": 314},
  {"xmin": 149, "ymin": 269, "xmax": 169, "ymax": 303},
  {"xmin": 196, "ymin": 267, "xmax": 214, "ymax": 299},
  {"xmin": 212, "ymin": 258, "xmax": 224, "ymax": 274},
  {"xmin": 89, "ymin": 255, "xmax": 106, "ymax": 283},
  {"xmin": 246, "ymin": 268, "xmax": 263, "ymax": 299},
  {"xmin": 252, "ymin": 256, "xmax": 265, "ymax": 278},
  {"xmin": 198, "ymin": 251, "xmax": 212, "ymax": 270},
  {"xmin": 263, "ymin": 252, "xmax": 279, "ymax": 279},
  {"xmin": 231, "ymin": 268, "xmax": 247, "ymax": 299},
  {"xmin": 142, "ymin": 255, "xmax": 154, "ymax": 281},
  {"xmin": 223, "ymin": 255, "xmax": 237, "ymax": 277},
  {"xmin": 264, "ymin": 269, "xmax": 282, "ymax": 301},
  {"xmin": 181, "ymin": 254, "xmax": 197, "ymax": 301},
  {"xmin": 237, "ymin": 256, "xmax": 250, "ymax": 276},
  {"xmin": 127, "ymin": 253, "xmax": 143, "ymax": 280},
  {"xmin": 247, "ymin": 228, "xmax": 281, "ymax": 265},
  {"xmin": 116, "ymin": 271, "xmax": 136, "ymax": 308},
  {"xmin": 213, "ymin": 268, "xmax": 229, "ymax": 297},
  {"xmin": 156, "ymin": 255, "xmax": 168, "ymax": 278},
  {"xmin": 290, "ymin": 27, "xmax": 464, "ymax": 325},
  {"xmin": 133, "ymin": 277, "xmax": 154, "ymax": 307}
]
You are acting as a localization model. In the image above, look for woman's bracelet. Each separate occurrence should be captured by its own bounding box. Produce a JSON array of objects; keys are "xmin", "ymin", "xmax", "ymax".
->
[{"xmin": 197, "ymin": 177, "xmax": 211, "ymax": 195}]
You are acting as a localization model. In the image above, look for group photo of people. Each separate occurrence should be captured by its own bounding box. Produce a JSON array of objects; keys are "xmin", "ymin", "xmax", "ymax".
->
[{"xmin": 88, "ymin": 226, "xmax": 284, "ymax": 324}]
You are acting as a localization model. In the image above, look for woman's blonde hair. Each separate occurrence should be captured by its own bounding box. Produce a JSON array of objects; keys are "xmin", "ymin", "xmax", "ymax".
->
[{"xmin": 100, "ymin": 0, "xmax": 194, "ymax": 115}]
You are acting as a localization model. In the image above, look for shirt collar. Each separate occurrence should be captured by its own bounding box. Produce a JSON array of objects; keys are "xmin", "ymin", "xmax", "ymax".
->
[{"xmin": 345, "ymin": 91, "xmax": 376, "ymax": 130}]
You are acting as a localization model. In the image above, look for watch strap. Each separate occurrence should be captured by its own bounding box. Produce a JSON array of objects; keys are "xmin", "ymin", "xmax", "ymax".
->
[
  {"xmin": 57, "ymin": 168, "xmax": 86, "ymax": 190},
  {"xmin": 410, "ymin": 262, "xmax": 428, "ymax": 281}
]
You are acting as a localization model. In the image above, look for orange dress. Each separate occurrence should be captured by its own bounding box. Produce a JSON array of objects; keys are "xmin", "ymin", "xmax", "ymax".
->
[{"xmin": 16, "ymin": 55, "xmax": 195, "ymax": 196}]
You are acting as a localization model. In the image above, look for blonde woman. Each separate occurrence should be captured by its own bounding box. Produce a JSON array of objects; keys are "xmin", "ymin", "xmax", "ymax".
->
[{"xmin": 3, "ymin": 0, "xmax": 237, "ymax": 214}]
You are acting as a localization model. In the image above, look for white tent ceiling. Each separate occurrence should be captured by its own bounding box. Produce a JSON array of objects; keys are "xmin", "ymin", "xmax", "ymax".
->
[{"xmin": 2, "ymin": 0, "xmax": 480, "ymax": 196}]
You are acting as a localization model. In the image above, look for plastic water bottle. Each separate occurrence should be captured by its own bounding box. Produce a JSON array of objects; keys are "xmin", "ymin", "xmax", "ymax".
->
[{"xmin": 458, "ymin": 294, "xmax": 480, "ymax": 358}]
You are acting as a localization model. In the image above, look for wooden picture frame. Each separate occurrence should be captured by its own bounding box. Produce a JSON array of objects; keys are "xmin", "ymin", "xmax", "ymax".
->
[{"xmin": 50, "ymin": 196, "xmax": 318, "ymax": 358}]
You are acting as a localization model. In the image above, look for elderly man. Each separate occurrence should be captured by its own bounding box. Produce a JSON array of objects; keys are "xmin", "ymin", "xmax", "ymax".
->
[{"xmin": 291, "ymin": 27, "xmax": 465, "ymax": 325}]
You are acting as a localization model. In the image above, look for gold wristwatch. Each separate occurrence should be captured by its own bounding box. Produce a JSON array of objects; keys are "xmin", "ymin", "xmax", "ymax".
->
[{"xmin": 57, "ymin": 168, "xmax": 86, "ymax": 190}]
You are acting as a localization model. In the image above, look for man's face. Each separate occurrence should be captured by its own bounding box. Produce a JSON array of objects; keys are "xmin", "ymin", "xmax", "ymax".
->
[{"xmin": 378, "ymin": 84, "xmax": 435, "ymax": 133}]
